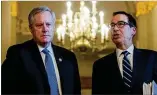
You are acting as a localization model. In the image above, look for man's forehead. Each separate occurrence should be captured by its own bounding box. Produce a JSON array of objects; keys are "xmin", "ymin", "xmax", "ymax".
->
[
  {"xmin": 111, "ymin": 14, "xmax": 128, "ymax": 23},
  {"xmin": 33, "ymin": 12, "xmax": 53, "ymax": 23}
]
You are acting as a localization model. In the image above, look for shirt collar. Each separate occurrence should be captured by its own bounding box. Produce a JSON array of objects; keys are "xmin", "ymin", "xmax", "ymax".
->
[
  {"xmin": 116, "ymin": 44, "xmax": 134, "ymax": 57},
  {"xmin": 37, "ymin": 43, "xmax": 53, "ymax": 54}
]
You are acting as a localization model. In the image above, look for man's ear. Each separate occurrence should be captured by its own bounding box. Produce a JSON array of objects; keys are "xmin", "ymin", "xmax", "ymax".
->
[
  {"xmin": 132, "ymin": 27, "xmax": 136, "ymax": 36},
  {"xmin": 29, "ymin": 24, "xmax": 32, "ymax": 29},
  {"xmin": 29, "ymin": 25, "xmax": 33, "ymax": 34}
]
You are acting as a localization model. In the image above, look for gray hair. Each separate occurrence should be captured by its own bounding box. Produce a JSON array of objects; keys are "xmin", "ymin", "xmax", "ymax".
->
[{"xmin": 28, "ymin": 6, "xmax": 56, "ymax": 27}]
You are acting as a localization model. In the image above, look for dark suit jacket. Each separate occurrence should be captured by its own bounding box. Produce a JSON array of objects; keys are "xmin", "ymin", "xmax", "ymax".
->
[
  {"xmin": 92, "ymin": 47, "xmax": 157, "ymax": 95},
  {"xmin": 2, "ymin": 39, "xmax": 81, "ymax": 95}
]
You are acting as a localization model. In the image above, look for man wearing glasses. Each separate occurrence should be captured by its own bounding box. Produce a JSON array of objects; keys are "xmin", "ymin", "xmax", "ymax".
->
[{"xmin": 92, "ymin": 11, "xmax": 157, "ymax": 94}]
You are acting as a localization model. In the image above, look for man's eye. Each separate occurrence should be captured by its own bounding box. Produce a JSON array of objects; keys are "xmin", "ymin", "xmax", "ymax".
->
[
  {"xmin": 110, "ymin": 23, "xmax": 115, "ymax": 27},
  {"xmin": 46, "ymin": 23, "xmax": 51, "ymax": 26},
  {"xmin": 117, "ymin": 22, "xmax": 125, "ymax": 25},
  {"xmin": 36, "ymin": 24, "xmax": 42, "ymax": 27}
]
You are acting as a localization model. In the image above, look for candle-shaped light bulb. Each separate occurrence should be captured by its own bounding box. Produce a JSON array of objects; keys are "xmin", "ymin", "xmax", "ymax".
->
[
  {"xmin": 67, "ymin": 1, "xmax": 71, "ymax": 10},
  {"xmin": 92, "ymin": 1, "xmax": 96, "ymax": 13},
  {"xmin": 92, "ymin": 1, "xmax": 96, "ymax": 4},
  {"xmin": 80, "ymin": 1, "xmax": 84, "ymax": 6},
  {"xmin": 67, "ymin": 10, "xmax": 73, "ymax": 23},
  {"xmin": 101, "ymin": 24, "xmax": 109, "ymax": 40},
  {"xmin": 62, "ymin": 14, "xmax": 66, "ymax": 26},
  {"xmin": 61, "ymin": 26, "xmax": 65, "ymax": 44},
  {"xmin": 56, "ymin": 26, "xmax": 62, "ymax": 41},
  {"xmin": 99, "ymin": 11, "xmax": 104, "ymax": 25},
  {"xmin": 80, "ymin": 1, "xmax": 85, "ymax": 12}
]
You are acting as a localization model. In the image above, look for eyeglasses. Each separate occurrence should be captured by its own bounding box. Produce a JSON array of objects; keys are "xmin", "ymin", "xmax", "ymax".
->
[{"xmin": 110, "ymin": 21, "xmax": 130, "ymax": 29}]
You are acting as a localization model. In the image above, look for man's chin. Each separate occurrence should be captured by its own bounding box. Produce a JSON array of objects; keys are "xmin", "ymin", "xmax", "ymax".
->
[
  {"xmin": 38, "ymin": 40, "xmax": 51, "ymax": 46},
  {"xmin": 41, "ymin": 39, "xmax": 51, "ymax": 43},
  {"xmin": 112, "ymin": 39, "xmax": 122, "ymax": 44},
  {"xmin": 41, "ymin": 41, "xmax": 51, "ymax": 44}
]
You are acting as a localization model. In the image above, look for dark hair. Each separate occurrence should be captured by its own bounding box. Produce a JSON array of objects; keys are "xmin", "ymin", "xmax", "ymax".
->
[{"xmin": 113, "ymin": 11, "xmax": 137, "ymax": 28}]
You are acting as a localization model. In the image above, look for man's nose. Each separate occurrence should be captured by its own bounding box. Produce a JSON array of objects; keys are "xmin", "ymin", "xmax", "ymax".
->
[
  {"xmin": 111, "ymin": 25, "xmax": 119, "ymax": 33},
  {"xmin": 42, "ymin": 24, "xmax": 48, "ymax": 32},
  {"xmin": 112, "ymin": 24, "xmax": 119, "ymax": 31}
]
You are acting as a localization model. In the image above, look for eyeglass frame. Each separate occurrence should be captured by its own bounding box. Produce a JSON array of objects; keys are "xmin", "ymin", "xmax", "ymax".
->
[{"xmin": 110, "ymin": 21, "xmax": 134, "ymax": 29}]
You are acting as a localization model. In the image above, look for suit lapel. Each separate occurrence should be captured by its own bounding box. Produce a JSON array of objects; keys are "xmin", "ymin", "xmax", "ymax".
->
[
  {"xmin": 111, "ymin": 52, "xmax": 124, "ymax": 86},
  {"xmin": 29, "ymin": 40, "xmax": 48, "ymax": 79},
  {"xmin": 19, "ymin": 40, "xmax": 50, "ymax": 93},
  {"xmin": 132, "ymin": 48, "xmax": 147, "ymax": 87},
  {"xmin": 52, "ymin": 44, "xmax": 63, "ymax": 65},
  {"xmin": 52, "ymin": 45, "xmax": 75, "ymax": 94},
  {"xmin": 113, "ymin": 52, "xmax": 123, "ymax": 79}
]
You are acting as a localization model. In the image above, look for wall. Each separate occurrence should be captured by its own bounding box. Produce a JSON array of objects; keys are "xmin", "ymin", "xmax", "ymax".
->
[
  {"xmin": 2, "ymin": 2, "xmax": 11, "ymax": 62},
  {"xmin": 137, "ymin": 5, "xmax": 157, "ymax": 51}
]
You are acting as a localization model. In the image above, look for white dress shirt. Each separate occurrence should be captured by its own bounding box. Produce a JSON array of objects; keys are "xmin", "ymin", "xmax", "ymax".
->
[
  {"xmin": 37, "ymin": 44, "xmax": 62, "ymax": 95},
  {"xmin": 116, "ymin": 44, "xmax": 134, "ymax": 77}
]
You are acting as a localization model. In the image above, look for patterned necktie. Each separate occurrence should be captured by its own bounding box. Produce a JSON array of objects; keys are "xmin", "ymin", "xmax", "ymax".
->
[
  {"xmin": 122, "ymin": 51, "xmax": 132, "ymax": 92},
  {"xmin": 42, "ymin": 48, "xmax": 59, "ymax": 95}
]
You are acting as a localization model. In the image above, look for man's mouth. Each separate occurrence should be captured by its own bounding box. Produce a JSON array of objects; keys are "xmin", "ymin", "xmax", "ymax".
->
[
  {"xmin": 42, "ymin": 35, "xmax": 49, "ymax": 37},
  {"xmin": 113, "ymin": 34, "xmax": 120, "ymax": 39}
]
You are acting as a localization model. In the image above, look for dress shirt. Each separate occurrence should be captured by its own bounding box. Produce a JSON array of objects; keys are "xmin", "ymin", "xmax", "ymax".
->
[{"xmin": 116, "ymin": 44, "xmax": 134, "ymax": 77}]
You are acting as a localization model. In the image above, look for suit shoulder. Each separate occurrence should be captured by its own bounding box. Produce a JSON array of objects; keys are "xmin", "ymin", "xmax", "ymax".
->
[
  {"xmin": 6, "ymin": 40, "xmax": 34, "ymax": 57},
  {"xmin": 53, "ymin": 45, "xmax": 75, "ymax": 55},
  {"xmin": 95, "ymin": 52, "xmax": 115, "ymax": 63},
  {"xmin": 94, "ymin": 52, "xmax": 115, "ymax": 66},
  {"xmin": 139, "ymin": 49, "xmax": 156, "ymax": 52},
  {"xmin": 7, "ymin": 40, "xmax": 32, "ymax": 51},
  {"xmin": 138, "ymin": 49, "xmax": 157, "ymax": 55},
  {"xmin": 7, "ymin": 44, "xmax": 22, "ymax": 53}
]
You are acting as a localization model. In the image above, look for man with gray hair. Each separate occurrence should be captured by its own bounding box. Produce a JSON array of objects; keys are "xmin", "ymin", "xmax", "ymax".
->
[{"xmin": 2, "ymin": 6, "xmax": 81, "ymax": 95}]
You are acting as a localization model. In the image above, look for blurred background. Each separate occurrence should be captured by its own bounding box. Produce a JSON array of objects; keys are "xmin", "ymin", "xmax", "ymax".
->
[{"xmin": 2, "ymin": 1, "xmax": 157, "ymax": 94}]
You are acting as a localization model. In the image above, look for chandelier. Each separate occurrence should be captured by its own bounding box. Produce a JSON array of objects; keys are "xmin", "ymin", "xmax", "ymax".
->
[{"xmin": 56, "ymin": 1, "xmax": 110, "ymax": 53}]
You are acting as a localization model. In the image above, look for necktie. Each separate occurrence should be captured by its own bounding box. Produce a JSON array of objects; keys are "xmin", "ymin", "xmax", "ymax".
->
[
  {"xmin": 122, "ymin": 51, "xmax": 132, "ymax": 92},
  {"xmin": 42, "ymin": 48, "xmax": 59, "ymax": 95}
]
